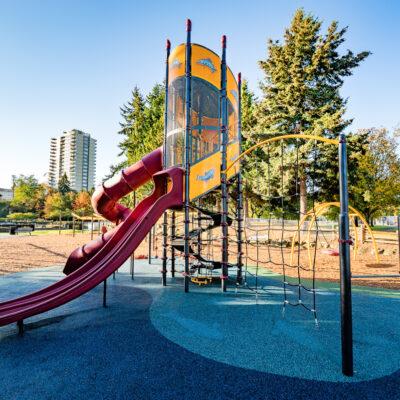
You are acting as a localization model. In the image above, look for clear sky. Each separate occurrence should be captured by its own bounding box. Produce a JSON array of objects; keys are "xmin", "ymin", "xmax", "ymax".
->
[{"xmin": 0, "ymin": 0, "xmax": 399, "ymax": 188}]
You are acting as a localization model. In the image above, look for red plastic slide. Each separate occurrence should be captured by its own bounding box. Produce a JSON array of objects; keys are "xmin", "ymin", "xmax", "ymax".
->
[{"xmin": 0, "ymin": 149, "xmax": 183, "ymax": 327}]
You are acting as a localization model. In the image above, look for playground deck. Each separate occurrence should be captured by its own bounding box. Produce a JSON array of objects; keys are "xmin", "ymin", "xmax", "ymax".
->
[{"xmin": 0, "ymin": 260, "xmax": 399, "ymax": 399}]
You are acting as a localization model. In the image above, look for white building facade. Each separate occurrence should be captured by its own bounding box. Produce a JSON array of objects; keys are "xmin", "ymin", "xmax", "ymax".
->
[
  {"xmin": 0, "ymin": 188, "xmax": 13, "ymax": 201},
  {"xmin": 48, "ymin": 130, "xmax": 97, "ymax": 191}
]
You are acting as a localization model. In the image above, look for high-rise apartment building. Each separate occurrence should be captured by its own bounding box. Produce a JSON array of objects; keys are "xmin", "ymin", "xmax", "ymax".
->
[{"xmin": 48, "ymin": 129, "xmax": 97, "ymax": 191}]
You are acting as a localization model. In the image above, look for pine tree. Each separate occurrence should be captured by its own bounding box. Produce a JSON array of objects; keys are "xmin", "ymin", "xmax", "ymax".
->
[
  {"xmin": 112, "ymin": 83, "xmax": 165, "ymax": 204},
  {"xmin": 117, "ymin": 86, "xmax": 147, "ymax": 167},
  {"xmin": 239, "ymin": 79, "xmax": 265, "ymax": 217},
  {"xmin": 255, "ymin": 9, "xmax": 370, "ymax": 215},
  {"xmin": 58, "ymin": 173, "xmax": 71, "ymax": 196}
]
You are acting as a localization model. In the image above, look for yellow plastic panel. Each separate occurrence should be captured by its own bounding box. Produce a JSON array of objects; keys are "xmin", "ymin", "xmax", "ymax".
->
[
  {"xmin": 191, "ymin": 44, "xmax": 221, "ymax": 90},
  {"xmin": 169, "ymin": 44, "xmax": 185, "ymax": 82},
  {"xmin": 189, "ymin": 151, "xmax": 221, "ymax": 200},
  {"xmin": 227, "ymin": 141, "xmax": 240, "ymax": 179},
  {"xmin": 227, "ymin": 67, "xmax": 238, "ymax": 112}
]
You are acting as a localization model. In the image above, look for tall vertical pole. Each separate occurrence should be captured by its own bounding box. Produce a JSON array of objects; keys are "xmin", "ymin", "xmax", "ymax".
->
[
  {"xmin": 148, "ymin": 229, "xmax": 152, "ymax": 264},
  {"xmin": 171, "ymin": 211, "xmax": 176, "ymax": 277},
  {"xmin": 236, "ymin": 72, "xmax": 243, "ymax": 284},
  {"xmin": 338, "ymin": 133, "xmax": 353, "ymax": 377},
  {"xmin": 397, "ymin": 214, "xmax": 400, "ymax": 273},
  {"xmin": 90, "ymin": 215, "xmax": 94, "ymax": 240},
  {"xmin": 184, "ymin": 19, "xmax": 192, "ymax": 292},
  {"xmin": 220, "ymin": 35, "xmax": 229, "ymax": 292},
  {"xmin": 130, "ymin": 191, "xmax": 136, "ymax": 280},
  {"xmin": 162, "ymin": 40, "xmax": 171, "ymax": 286}
]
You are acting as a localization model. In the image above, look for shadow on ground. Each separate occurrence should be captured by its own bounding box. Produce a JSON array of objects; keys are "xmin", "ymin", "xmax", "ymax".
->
[{"xmin": 0, "ymin": 263, "xmax": 399, "ymax": 400}]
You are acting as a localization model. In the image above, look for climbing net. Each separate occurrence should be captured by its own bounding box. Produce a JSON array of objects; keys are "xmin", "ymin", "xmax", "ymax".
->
[{"xmin": 227, "ymin": 135, "xmax": 342, "ymax": 323}]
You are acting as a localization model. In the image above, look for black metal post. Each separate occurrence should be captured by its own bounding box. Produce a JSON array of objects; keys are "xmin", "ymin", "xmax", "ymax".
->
[
  {"xmin": 338, "ymin": 133, "xmax": 353, "ymax": 377},
  {"xmin": 397, "ymin": 214, "xmax": 400, "ymax": 273},
  {"xmin": 183, "ymin": 19, "xmax": 192, "ymax": 293},
  {"xmin": 220, "ymin": 35, "xmax": 229, "ymax": 292},
  {"xmin": 171, "ymin": 211, "xmax": 176, "ymax": 277},
  {"xmin": 131, "ymin": 191, "xmax": 136, "ymax": 280},
  {"xmin": 91, "ymin": 215, "xmax": 94, "ymax": 240},
  {"xmin": 72, "ymin": 216, "xmax": 75, "ymax": 237},
  {"xmin": 236, "ymin": 72, "xmax": 243, "ymax": 284},
  {"xmin": 197, "ymin": 203, "xmax": 202, "ymax": 262},
  {"xmin": 148, "ymin": 229, "xmax": 152, "ymax": 264},
  {"xmin": 161, "ymin": 40, "xmax": 171, "ymax": 286},
  {"xmin": 17, "ymin": 319, "xmax": 24, "ymax": 336},
  {"xmin": 103, "ymin": 279, "xmax": 107, "ymax": 308}
]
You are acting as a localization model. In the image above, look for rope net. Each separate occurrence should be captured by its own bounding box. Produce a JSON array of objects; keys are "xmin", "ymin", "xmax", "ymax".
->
[{"xmin": 228, "ymin": 137, "xmax": 337, "ymax": 324}]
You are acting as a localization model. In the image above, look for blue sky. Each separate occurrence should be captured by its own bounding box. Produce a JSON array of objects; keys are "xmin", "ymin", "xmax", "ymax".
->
[{"xmin": 0, "ymin": 0, "xmax": 399, "ymax": 188}]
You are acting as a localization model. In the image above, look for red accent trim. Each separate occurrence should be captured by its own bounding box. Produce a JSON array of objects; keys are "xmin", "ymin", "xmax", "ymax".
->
[
  {"xmin": 222, "ymin": 35, "xmax": 227, "ymax": 48},
  {"xmin": 220, "ymin": 275, "xmax": 228, "ymax": 280},
  {"xmin": 186, "ymin": 19, "xmax": 192, "ymax": 32},
  {"xmin": 238, "ymin": 72, "xmax": 241, "ymax": 83},
  {"xmin": 338, "ymin": 239, "xmax": 353, "ymax": 245},
  {"xmin": 166, "ymin": 39, "xmax": 171, "ymax": 49}
]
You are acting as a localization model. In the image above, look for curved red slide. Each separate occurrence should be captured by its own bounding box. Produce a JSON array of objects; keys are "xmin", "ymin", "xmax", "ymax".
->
[
  {"xmin": 0, "ymin": 150, "xmax": 183, "ymax": 327},
  {"xmin": 64, "ymin": 147, "xmax": 164, "ymax": 275}
]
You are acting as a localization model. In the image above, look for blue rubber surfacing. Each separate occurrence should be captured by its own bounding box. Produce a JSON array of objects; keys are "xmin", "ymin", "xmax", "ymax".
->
[{"xmin": 0, "ymin": 260, "xmax": 399, "ymax": 400}]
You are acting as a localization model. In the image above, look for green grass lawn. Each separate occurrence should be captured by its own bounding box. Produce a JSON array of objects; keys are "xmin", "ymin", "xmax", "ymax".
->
[
  {"xmin": 371, "ymin": 225, "xmax": 398, "ymax": 232},
  {"xmin": 0, "ymin": 229, "xmax": 94, "ymax": 237}
]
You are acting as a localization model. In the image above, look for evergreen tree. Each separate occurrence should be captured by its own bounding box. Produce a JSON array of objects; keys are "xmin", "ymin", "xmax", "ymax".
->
[
  {"xmin": 58, "ymin": 173, "xmax": 71, "ymax": 195},
  {"xmin": 112, "ymin": 83, "xmax": 165, "ymax": 204},
  {"xmin": 117, "ymin": 86, "xmax": 147, "ymax": 168},
  {"xmin": 254, "ymin": 9, "xmax": 370, "ymax": 215},
  {"xmin": 238, "ymin": 79, "xmax": 265, "ymax": 217}
]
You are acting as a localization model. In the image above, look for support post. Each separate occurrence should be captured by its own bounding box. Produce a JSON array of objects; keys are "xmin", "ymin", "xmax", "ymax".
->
[
  {"xmin": 17, "ymin": 319, "xmax": 24, "ymax": 336},
  {"xmin": 148, "ymin": 229, "xmax": 152, "ymax": 264},
  {"xmin": 162, "ymin": 39, "xmax": 171, "ymax": 285},
  {"xmin": 220, "ymin": 35, "xmax": 229, "ymax": 292},
  {"xmin": 103, "ymin": 279, "xmax": 107, "ymax": 308},
  {"xmin": 59, "ymin": 213, "xmax": 61, "ymax": 235},
  {"xmin": 91, "ymin": 215, "xmax": 94, "ymax": 240},
  {"xmin": 236, "ymin": 72, "xmax": 243, "ymax": 284},
  {"xmin": 397, "ymin": 214, "xmax": 400, "ymax": 273},
  {"xmin": 131, "ymin": 191, "xmax": 136, "ymax": 280},
  {"xmin": 338, "ymin": 133, "xmax": 353, "ymax": 377},
  {"xmin": 197, "ymin": 203, "xmax": 202, "ymax": 263},
  {"xmin": 72, "ymin": 216, "xmax": 75, "ymax": 237},
  {"xmin": 183, "ymin": 19, "xmax": 192, "ymax": 293},
  {"xmin": 171, "ymin": 211, "xmax": 176, "ymax": 277}
]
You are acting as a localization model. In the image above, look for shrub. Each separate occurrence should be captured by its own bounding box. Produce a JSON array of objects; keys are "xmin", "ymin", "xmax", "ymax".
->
[{"xmin": 7, "ymin": 212, "xmax": 38, "ymax": 220}]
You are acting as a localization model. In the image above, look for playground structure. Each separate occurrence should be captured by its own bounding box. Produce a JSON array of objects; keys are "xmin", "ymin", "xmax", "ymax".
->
[
  {"xmin": 71, "ymin": 212, "xmax": 108, "ymax": 239},
  {"xmin": 0, "ymin": 20, "xmax": 399, "ymax": 379},
  {"xmin": 289, "ymin": 202, "xmax": 380, "ymax": 268}
]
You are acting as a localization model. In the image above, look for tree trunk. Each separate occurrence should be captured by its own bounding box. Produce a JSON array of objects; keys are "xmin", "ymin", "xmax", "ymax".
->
[{"xmin": 299, "ymin": 177, "xmax": 307, "ymax": 217}]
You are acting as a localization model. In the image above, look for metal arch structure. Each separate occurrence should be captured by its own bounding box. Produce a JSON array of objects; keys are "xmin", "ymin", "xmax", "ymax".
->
[{"xmin": 223, "ymin": 133, "xmax": 339, "ymax": 174}]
